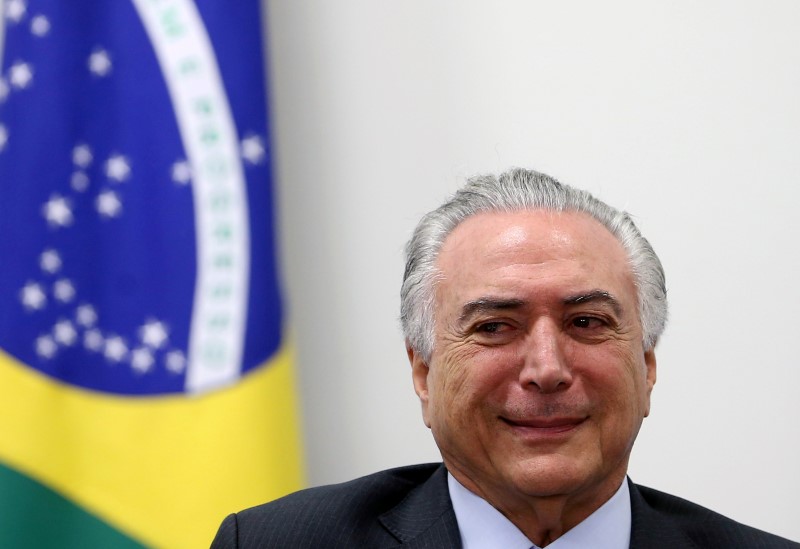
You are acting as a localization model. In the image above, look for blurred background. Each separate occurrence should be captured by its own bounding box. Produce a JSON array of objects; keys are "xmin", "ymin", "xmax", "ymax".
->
[{"xmin": 264, "ymin": 0, "xmax": 800, "ymax": 542}]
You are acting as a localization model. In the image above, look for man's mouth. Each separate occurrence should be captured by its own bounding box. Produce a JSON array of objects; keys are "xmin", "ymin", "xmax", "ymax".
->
[{"xmin": 500, "ymin": 416, "xmax": 587, "ymax": 436}]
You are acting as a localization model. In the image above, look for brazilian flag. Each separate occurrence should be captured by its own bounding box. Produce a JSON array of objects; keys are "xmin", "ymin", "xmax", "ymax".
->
[{"xmin": 0, "ymin": 1, "xmax": 304, "ymax": 547}]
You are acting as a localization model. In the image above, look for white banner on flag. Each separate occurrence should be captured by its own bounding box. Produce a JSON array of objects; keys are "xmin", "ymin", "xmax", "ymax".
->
[{"xmin": 132, "ymin": 0, "xmax": 250, "ymax": 394}]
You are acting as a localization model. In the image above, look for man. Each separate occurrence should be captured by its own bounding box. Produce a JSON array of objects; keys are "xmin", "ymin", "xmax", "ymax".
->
[{"xmin": 212, "ymin": 168, "xmax": 798, "ymax": 548}]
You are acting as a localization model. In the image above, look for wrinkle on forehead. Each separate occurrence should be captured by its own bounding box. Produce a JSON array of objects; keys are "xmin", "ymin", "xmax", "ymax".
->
[{"xmin": 434, "ymin": 209, "xmax": 640, "ymax": 329}]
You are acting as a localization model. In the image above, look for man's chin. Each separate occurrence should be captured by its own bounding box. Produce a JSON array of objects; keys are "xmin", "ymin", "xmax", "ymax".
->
[{"xmin": 503, "ymin": 455, "xmax": 598, "ymax": 498}]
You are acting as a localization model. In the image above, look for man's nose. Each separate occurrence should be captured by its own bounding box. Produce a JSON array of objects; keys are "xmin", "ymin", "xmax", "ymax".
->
[{"xmin": 519, "ymin": 319, "xmax": 572, "ymax": 393}]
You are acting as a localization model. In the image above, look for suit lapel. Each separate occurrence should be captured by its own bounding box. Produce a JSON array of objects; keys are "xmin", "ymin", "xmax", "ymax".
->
[
  {"xmin": 628, "ymin": 479, "xmax": 699, "ymax": 549},
  {"xmin": 380, "ymin": 469, "xmax": 707, "ymax": 548},
  {"xmin": 379, "ymin": 464, "xmax": 462, "ymax": 548}
]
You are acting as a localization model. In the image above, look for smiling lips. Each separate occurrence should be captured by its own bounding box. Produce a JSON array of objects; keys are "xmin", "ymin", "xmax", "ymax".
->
[{"xmin": 501, "ymin": 416, "xmax": 587, "ymax": 436}]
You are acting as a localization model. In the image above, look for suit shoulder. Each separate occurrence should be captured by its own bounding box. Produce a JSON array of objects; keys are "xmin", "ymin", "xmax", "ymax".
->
[
  {"xmin": 217, "ymin": 463, "xmax": 444, "ymax": 548},
  {"xmin": 241, "ymin": 462, "xmax": 441, "ymax": 518},
  {"xmin": 634, "ymin": 484, "xmax": 799, "ymax": 548}
]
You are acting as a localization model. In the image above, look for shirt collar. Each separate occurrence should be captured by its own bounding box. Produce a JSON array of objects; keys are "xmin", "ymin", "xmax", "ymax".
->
[{"xmin": 447, "ymin": 473, "xmax": 631, "ymax": 549}]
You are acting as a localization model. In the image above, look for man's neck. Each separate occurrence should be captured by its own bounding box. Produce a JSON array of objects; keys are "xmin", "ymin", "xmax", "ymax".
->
[{"xmin": 447, "ymin": 468, "xmax": 629, "ymax": 547}]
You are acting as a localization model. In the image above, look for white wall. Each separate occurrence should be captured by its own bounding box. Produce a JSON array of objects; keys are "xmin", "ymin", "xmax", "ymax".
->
[{"xmin": 264, "ymin": 1, "xmax": 800, "ymax": 541}]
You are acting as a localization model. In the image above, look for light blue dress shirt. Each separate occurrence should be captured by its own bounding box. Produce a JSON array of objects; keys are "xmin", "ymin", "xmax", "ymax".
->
[{"xmin": 448, "ymin": 473, "xmax": 631, "ymax": 549}]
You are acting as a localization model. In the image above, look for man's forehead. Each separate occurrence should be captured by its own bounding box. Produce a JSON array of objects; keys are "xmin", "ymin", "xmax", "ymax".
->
[
  {"xmin": 434, "ymin": 208, "xmax": 638, "ymax": 308},
  {"xmin": 437, "ymin": 208, "xmax": 624, "ymax": 262}
]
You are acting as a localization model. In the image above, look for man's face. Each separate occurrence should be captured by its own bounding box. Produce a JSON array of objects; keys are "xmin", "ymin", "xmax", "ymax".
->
[{"xmin": 410, "ymin": 209, "xmax": 656, "ymax": 513}]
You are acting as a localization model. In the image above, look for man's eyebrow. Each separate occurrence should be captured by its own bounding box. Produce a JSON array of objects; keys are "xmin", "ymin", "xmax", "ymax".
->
[
  {"xmin": 563, "ymin": 290, "xmax": 623, "ymax": 316},
  {"xmin": 458, "ymin": 298, "xmax": 526, "ymax": 324}
]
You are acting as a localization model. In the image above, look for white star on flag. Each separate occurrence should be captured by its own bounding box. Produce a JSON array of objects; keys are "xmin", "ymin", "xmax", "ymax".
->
[
  {"xmin": 131, "ymin": 347, "xmax": 155, "ymax": 374},
  {"xmin": 104, "ymin": 154, "xmax": 131, "ymax": 182},
  {"xmin": 30, "ymin": 14, "xmax": 50, "ymax": 36},
  {"xmin": 20, "ymin": 281, "xmax": 47, "ymax": 310},
  {"xmin": 9, "ymin": 61, "xmax": 33, "ymax": 89},
  {"xmin": 4, "ymin": 0, "xmax": 27, "ymax": 24},
  {"xmin": 75, "ymin": 304, "xmax": 98, "ymax": 327},
  {"xmin": 0, "ymin": 124, "xmax": 8, "ymax": 152},
  {"xmin": 71, "ymin": 171, "xmax": 90, "ymax": 192},
  {"xmin": 72, "ymin": 144, "xmax": 93, "ymax": 167},
  {"xmin": 139, "ymin": 320, "xmax": 169, "ymax": 349},
  {"xmin": 42, "ymin": 194, "xmax": 73, "ymax": 227},
  {"xmin": 88, "ymin": 48, "xmax": 112, "ymax": 77},
  {"xmin": 53, "ymin": 279, "xmax": 76, "ymax": 303},
  {"xmin": 35, "ymin": 334, "xmax": 57, "ymax": 359},
  {"xmin": 165, "ymin": 350, "xmax": 187, "ymax": 374},
  {"xmin": 171, "ymin": 159, "xmax": 192, "ymax": 185},
  {"xmin": 84, "ymin": 329, "xmax": 104, "ymax": 351},
  {"xmin": 39, "ymin": 249, "xmax": 62, "ymax": 273},
  {"xmin": 96, "ymin": 190, "xmax": 122, "ymax": 218},
  {"xmin": 104, "ymin": 336, "xmax": 128, "ymax": 362},
  {"xmin": 53, "ymin": 319, "xmax": 78, "ymax": 346},
  {"xmin": 240, "ymin": 134, "xmax": 266, "ymax": 165}
]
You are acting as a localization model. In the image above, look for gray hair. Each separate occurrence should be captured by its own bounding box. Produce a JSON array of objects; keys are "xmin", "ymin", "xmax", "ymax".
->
[{"xmin": 400, "ymin": 168, "xmax": 668, "ymax": 362}]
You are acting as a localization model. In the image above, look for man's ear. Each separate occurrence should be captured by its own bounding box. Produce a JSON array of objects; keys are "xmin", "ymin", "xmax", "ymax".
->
[
  {"xmin": 643, "ymin": 347, "xmax": 657, "ymax": 418},
  {"xmin": 406, "ymin": 341, "xmax": 431, "ymax": 428}
]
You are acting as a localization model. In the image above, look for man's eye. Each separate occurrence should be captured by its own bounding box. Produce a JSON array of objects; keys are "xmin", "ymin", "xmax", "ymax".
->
[
  {"xmin": 571, "ymin": 316, "xmax": 603, "ymax": 329},
  {"xmin": 476, "ymin": 322, "xmax": 505, "ymax": 334}
]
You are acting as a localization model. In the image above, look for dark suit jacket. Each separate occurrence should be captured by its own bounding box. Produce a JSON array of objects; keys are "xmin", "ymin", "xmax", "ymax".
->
[{"xmin": 210, "ymin": 463, "xmax": 798, "ymax": 548}]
